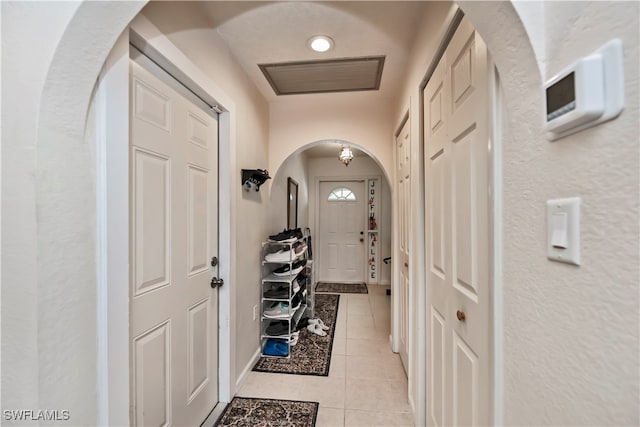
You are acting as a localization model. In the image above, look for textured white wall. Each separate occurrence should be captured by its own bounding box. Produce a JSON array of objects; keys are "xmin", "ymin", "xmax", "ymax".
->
[
  {"xmin": 1, "ymin": 2, "xmax": 145, "ymax": 425},
  {"xmin": 1, "ymin": 3, "xmax": 79, "ymax": 417},
  {"xmin": 140, "ymin": 1, "xmax": 271, "ymax": 384},
  {"xmin": 396, "ymin": 1, "xmax": 639, "ymax": 424},
  {"xmin": 269, "ymin": 94, "xmax": 395, "ymax": 185},
  {"xmin": 462, "ymin": 2, "xmax": 640, "ymax": 425},
  {"xmin": 268, "ymin": 152, "xmax": 310, "ymax": 234}
]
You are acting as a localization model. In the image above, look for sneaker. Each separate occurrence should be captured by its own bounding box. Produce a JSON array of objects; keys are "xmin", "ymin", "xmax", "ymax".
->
[
  {"xmin": 291, "ymin": 293, "xmax": 301, "ymax": 311},
  {"xmin": 272, "ymin": 259, "xmax": 306, "ymax": 277},
  {"xmin": 268, "ymin": 229, "xmax": 298, "ymax": 243},
  {"xmin": 265, "ymin": 248, "xmax": 296, "ymax": 262},
  {"xmin": 263, "ymin": 339, "xmax": 289, "ymax": 356},
  {"xmin": 265, "ymin": 320, "xmax": 289, "ymax": 336},
  {"xmin": 292, "ymin": 241, "xmax": 307, "ymax": 257},
  {"xmin": 264, "ymin": 302, "xmax": 290, "ymax": 318},
  {"xmin": 289, "ymin": 332, "xmax": 299, "ymax": 346},
  {"xmin": 264, "ymin": 285, "xmax": 288, "ymax": 299},
  {"xmin": 292, "ymin": 280, "xmax": 301, "ymax": 294},
  {"xmin": 291, "ymin": 228, "xmax": 303, "ymax": 240}
]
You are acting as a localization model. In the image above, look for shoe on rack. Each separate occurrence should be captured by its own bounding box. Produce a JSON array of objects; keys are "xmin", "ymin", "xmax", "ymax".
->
[
  {"xmin": 265, "ymin": 248, "xmax": 296, "ymax": 263},
  {"xmin": 272, "ymin": 261, "xmax": 305, "ymax": 277},
  {"xmin": 291, "ymin": 293, "xmax": 301, "ymax": 311},
  {"xmin": 264, "ymin": 302, "xmax": 290, "ymax": 318},
  {"xmin": 263, "ymin": 338, "xmax": 289, "ymax": 357},
  {"xmin": 307, "ymin": 323, "xmax": 327, "ymax": 337},
  {"xmin": 265, "ymin": 320, "xmax": 289, "ymax": 336},
  {"xmin": 292, "ymin": 279, "xmax": 301, "ymax": 294},
  {"xmin": 292, "ymin": 228, "xmax": 303, "ymax": 240},
  {"xmin": 264, "ymin": 285, "xmax": 289, "ymax": 299},
  {"xmin": 292, "ymin": 241, "xmax": 307, "ymax": 257},
  {"xmin": 268, "ymin": 229, "xmax": 297, "ymax": 243},
  {"xmin": 309, "ymin": 318, "xmax": 330, "ymax": 331}
]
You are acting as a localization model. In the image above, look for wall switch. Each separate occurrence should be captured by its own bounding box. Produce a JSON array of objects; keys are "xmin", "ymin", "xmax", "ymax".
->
[
  {"xmin": 547, "ymin": 197, "xmax": 581, "ymax": 265},
  {"xmin": 253, "ymin": 305, "xmax": 259, "ymax": 321}
]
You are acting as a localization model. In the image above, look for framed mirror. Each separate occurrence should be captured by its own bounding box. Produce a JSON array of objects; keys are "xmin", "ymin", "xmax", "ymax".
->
[{"xmin": 287, "ymin": 177, "xmax": 298, "ymax": 229}]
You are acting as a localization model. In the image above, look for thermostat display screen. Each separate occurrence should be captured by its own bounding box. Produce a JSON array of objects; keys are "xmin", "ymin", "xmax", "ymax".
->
[{"xmin": 546, "ymin": 72, "xmax": 575, "ymax": 120}]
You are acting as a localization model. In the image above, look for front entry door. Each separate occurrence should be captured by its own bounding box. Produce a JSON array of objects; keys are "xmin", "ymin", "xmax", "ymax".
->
[
  {"xmin": 129, "ymin": 50, "xmax": 219, "ymax": 426},
  {"xmin": 319, "ymin": 181, "xmax": 366, "ymax": 283},
  {"xmin": 425, "ymin": 17, "xmax": 491, "ymax": 426}
]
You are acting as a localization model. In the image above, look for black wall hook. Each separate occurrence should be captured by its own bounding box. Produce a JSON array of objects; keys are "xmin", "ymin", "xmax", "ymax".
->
[{"xmin": 241, "ymin": 169, "xmax": 271, "ymax": 191}]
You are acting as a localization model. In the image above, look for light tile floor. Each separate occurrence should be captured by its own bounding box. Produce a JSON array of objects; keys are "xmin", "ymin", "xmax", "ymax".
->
[{"xmin": 237, "ymin": 285, "xmax": 414, "ymax": 426}]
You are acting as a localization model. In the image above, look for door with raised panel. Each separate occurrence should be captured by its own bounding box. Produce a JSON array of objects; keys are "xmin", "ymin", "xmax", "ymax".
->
[
  {"xmin": 425, "ymin": 17, "xmax": 491, "ymax": 427},
  {"xmin": 396, "ymin": 119, "xmax": 410, "ymax": 374},
  {"xmin": 319, "ymin": 181, "xmax": 366, "ymax": 283},
  {"xmin": 129, "ymin": 49, "xmax": 219, "ymax": 426}
]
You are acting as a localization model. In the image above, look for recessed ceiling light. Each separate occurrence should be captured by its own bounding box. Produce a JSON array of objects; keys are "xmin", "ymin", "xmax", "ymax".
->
[{"xmin": 308, "ymin": 35, "xmax": 334, "ymax": 53}]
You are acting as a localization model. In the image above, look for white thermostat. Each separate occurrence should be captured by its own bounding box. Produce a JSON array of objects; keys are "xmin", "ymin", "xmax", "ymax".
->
[{"xmin": 544, "ymin": 39, "xmax": 624, "ymax": 140}]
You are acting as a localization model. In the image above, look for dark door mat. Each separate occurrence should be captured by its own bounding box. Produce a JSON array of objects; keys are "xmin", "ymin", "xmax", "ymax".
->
[
  {"xmin": 315, "ymin": 282, "xmax": 368, "ymax": 294},
  {"xmin": 215, "ymin": 397, "xmax": 318, "ymax": 426},
  {"xmin": 253, "ymin": 294, "xmax": 339, "ymax": 376}
]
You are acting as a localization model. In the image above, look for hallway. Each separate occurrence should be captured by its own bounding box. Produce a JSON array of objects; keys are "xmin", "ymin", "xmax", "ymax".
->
[
  {"xmin": 237, "ymin": 286, "xmax": 413, "ymax": 426},
  {"xmin": 2, "ymin": 2, "xmax": 639, "ymax": 426}
]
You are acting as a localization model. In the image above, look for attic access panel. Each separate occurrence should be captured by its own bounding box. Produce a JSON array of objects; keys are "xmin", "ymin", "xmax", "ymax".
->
[{"xmin": 259, "ymin": 56, "xmax": 385, "ymax": 96}]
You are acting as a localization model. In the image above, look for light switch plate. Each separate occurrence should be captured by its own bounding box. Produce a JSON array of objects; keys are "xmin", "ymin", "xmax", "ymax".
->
[{"xmin": 547, "ymin": 197, "xmax": 581, "ymax": 265}]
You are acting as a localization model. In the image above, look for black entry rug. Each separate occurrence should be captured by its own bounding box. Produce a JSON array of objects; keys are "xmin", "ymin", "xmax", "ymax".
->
[
  {"xmin": 316, "ymin": 282, "xmax": 368, "ymax": 294},
  {"xmin": 253, "ymin": 294, "xmax": 340, "ymax": 376},
  {"xmin": 215, "ymin": 397, "xmax": 318, "ymax": 427}
]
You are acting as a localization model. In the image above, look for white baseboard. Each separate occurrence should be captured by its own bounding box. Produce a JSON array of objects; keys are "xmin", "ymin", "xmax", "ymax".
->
[
  {"xmin": 235, "ymin": 347, "xmax": 261, "ymax": 391},
  {"xmin": 367, "ymin": 281, "xmax": 391, "ymax": 286}
]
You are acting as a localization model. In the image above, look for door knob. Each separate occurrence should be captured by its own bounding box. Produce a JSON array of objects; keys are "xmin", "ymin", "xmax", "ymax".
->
[
  {"xmin": 210, "ymin": 277, "xmax": 224, "ymax": 288},
  {"xmin": 456, "ymin": 310, "xmax": 466, "ymax": 322}
]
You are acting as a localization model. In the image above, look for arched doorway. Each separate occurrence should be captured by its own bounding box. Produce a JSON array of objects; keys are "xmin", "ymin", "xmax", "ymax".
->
[{"xmin": 32, "ymin": 2, "xmax": 541, "ymax": 425}]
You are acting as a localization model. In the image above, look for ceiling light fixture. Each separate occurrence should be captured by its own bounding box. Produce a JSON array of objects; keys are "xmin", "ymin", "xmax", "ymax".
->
[
  {"xmin": 338, "ymin": 145, "xmax": 354, "ymax": 167},
  {"xmin": 308, "ymin": 35, "xmax": 334, "ymax": 53}
]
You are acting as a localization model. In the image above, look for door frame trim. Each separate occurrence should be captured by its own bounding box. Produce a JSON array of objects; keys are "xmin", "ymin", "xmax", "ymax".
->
[{"xmin": 96, "ymin": 15, "xmax": 237, "ymax": 425}]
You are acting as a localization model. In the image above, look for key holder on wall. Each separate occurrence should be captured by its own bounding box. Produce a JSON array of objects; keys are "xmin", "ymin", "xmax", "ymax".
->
[{"xmin": 241, "ymin": 169, "xmax": 271, "ymax": 192}]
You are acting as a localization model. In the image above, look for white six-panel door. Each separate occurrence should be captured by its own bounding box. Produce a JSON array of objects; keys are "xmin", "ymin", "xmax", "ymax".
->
[
  {"xmin": 425, "ymin": 17, "xmax": 490, "ymax": 427},
  {"xmin": 129, "ymin": 52, "xmax": 219, "ymax": 426},
  {"xmin": 396, "ymin": 119, "xmax": 411, "ymax": 374},
  {"xmin": 319, "ymin": 181, "xmax": 366, "ymax": 283}
]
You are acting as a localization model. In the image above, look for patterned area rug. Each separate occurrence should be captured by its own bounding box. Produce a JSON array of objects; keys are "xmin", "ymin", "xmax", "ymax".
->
[
  {"xmin": 253, "ymin": 294, "xmax": 339, "ymax": 376},
  {"xmin": 315, "ymin": 282, "xmax": 368, "ymax": 294},
  {"xmin": 215, "ymin": 397, "xmax": 318, "ymax": 427}
]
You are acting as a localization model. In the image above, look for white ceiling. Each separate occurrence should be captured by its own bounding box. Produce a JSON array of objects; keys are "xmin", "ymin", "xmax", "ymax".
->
[{"xmin": 198, "ymin": 1, "xmax": 430, "ymax": 102}]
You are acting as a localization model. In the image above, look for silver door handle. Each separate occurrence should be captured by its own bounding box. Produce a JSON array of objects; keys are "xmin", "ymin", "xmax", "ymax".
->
[{"xmin": 210, "ymin": 277, "xmax": 224, "ymax": 288}]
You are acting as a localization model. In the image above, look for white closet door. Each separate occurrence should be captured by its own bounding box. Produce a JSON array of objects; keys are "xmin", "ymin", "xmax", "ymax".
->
[
  {"xmin": 129, "ymin": 54, "xmax": 219, "ymax": 427},
  {"xmin": 396, "ymin": 119, "xmax": 411, "ymax": 374},
  {"xmin": 425, "ymin": 16, "xmax": 491, "ymax": 427}
]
